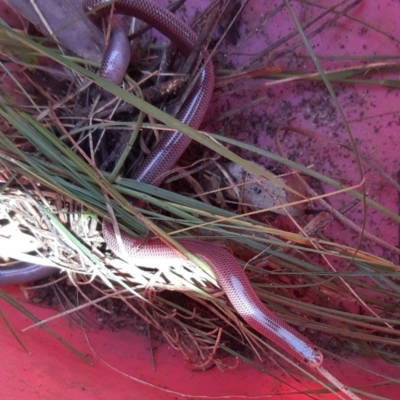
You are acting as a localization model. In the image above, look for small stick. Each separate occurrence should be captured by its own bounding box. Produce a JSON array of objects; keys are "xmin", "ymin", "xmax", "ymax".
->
[
  {"xmin": 317, "ymin": 365, "xmax": 362, "ymax": 400},
  {"xmin": 147, "ymin": 323, "xmax": 156, "ymax": 371}
]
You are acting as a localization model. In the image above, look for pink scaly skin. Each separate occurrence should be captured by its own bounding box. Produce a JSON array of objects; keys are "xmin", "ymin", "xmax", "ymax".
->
[
  {"xmin": 102, "ymin": 222, "xmax": 323, "ymax": 368},
  {"xmin": 0, "ymin": 0, "xmax": 323, "ymax": 368},
  {"xmin": 86, "ymin": 0, "xmax": 215, "ymax": 187}
]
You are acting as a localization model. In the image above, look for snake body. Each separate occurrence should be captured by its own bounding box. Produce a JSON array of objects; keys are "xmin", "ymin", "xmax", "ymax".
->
[
  {"xmin": 91, "ymin": 0, "xmax": 215, "ymax": 186},
  {"xmin": 0, "ymin": 262, "xmax": 59, "ymax": 286},
  {"xmin": 0, "ymin": 0, "xmax": 323, "ymax": 368}
]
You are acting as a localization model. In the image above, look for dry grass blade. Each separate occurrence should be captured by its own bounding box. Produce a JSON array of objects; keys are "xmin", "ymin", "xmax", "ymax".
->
[{"xmin": 0, "ymin": 289, "xmax": 92, "ymax": 364}]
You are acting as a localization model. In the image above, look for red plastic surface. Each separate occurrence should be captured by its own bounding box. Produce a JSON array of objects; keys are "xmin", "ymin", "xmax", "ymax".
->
[{"xmin": 1, "ymin": 286, "xmax": 398, "ymax": 400}]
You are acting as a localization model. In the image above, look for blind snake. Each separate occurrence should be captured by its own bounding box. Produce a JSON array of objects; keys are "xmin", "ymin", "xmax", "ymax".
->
[{"xmin": 0, "ymin": 0, "xmax": 323, "ymax": 369}]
